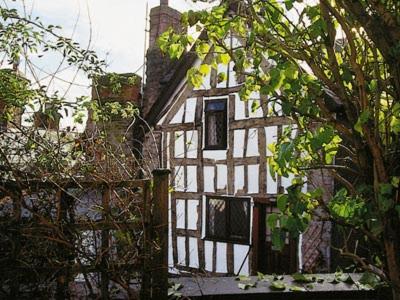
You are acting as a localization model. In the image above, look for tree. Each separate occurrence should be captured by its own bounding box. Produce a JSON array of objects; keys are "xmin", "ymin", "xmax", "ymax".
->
[
  {"xmin": 159, "ymin": 0, "xmax": 400, "ymax": 298},
  {"xmin": 0, "ymin": 2, "xmax": 153, "ymax": 299}
]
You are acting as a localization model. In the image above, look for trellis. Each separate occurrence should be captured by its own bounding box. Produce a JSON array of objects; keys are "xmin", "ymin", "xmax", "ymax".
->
[{"xmin": 0, "ymin": 170, "xmax": 169, "ymax": 300}]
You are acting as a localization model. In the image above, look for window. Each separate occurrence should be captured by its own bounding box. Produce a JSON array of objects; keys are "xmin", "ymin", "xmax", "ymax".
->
[
  {"xmin": 204, "ymin": 99, "xmax": 227, "ymax": 150},
  {"xmin": 206, "ymin": 196, "xmax": 250, "ymax": 244}
]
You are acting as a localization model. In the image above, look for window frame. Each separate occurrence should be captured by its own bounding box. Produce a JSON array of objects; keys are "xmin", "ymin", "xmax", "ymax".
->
[
  {"xmin": 204, "ymin": 98, "xmax": 228, "ymax": 150},
  {"xmin": 205, "ymin": 196, "xmax": 250, "ymax": 244}
]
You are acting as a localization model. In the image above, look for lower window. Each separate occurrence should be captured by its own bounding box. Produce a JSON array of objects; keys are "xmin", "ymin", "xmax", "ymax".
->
[{"xmin": 206, "ymin": 196, "xmax": 250, "ymax": 244}]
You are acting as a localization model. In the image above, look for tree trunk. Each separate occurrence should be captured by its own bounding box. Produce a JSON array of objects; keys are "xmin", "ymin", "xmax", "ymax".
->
[{"xmin": 384, "ymin": 212, "xmax": 400, "ymax": 300}]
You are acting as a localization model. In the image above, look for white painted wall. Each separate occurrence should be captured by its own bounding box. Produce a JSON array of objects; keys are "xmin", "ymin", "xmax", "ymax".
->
[
  {"xmin": 265, "ymin": 126, "xmax": 278, "ymax": 156},
  {"xmin": 187, "ymin": 200, "xmax": 199, "ymax": 230},
  {"xmin": 234, "ymin": 244, "xmax": 250, "ymax": 275},
  {"xmin": 204, "ymin": 240, "xmax": 214, "ymax": 271},
  {"xmin": 233, "ymin": 129, "xmax": 245, "ymax": 158},
  {"xmin": 170, "ymin": 104, "xmax": 184, "ymax": 124},
  {"xmin": 186, "ymin": 130, "xmax": 198, "ymax": 158},
  {"xmin": 203, "ymin": 150, "xmax": 227, "ymax": 160},
  {"xmin": 176, "ymin": 199, "xmax": 185, "ymax": 229},
  {"xmin": 189, "ymin": 237, "xmax": 199, "ymax": 268},
  {"xmin": 177, "ymin": 236, "xmax": 186, "ymax": 266},
  {"xmin": 246, "ymin": 128, "xmax": 259, "ymax": 157},
  {"xmin": 234, "ymin": 165, "xmax": 245, "ymax": 193},
  {"xmin": 187, "ymin": 165, "xmax": 198, "ymax": 192},
  {"xmin": 235, "ymin": 93, "xmax": 246, "ymax": 120},
  {"xmin": 174, "ymin": 131, "xmax": 185, "ymax": 158},
  {"xmin": 247, "ymin": 164, "xmax": 259, "ymax": 193},
  {"xmin": 184, "ymin": 98, "xmax": 197, "ymax": 123},
  {"xmin": 216, "ymin": 164, "xmax": 228, "ymax": 190},
  {"xmin": 174, "ymin": 166, "xmax": 185, "ymax": 192},
  {"xmin": 204, "ymin": 166, "xmax": 215, "ymax": 193},
  {"xmin": 216, "ymin": 242, "xmax": 228, "ymax": 273}
]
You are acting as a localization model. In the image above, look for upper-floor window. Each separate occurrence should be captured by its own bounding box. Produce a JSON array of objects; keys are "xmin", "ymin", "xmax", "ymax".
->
[
  {"xmin": 205, "ymin": 196, "xmax": 250, "ymax": 244},
  {"xmin": 204, "ymin": 99, "xmax": 227, "ymax": 150}
]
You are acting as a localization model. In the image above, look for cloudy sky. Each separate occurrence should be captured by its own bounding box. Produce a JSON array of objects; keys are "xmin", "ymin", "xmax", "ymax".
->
[
  {"xmin": 8, "ymin": 0, "xmax": 212, "ymax": 128},
  {"xmin": 30, "ymin": 0, "xmax": 211, "ymax": 73}
]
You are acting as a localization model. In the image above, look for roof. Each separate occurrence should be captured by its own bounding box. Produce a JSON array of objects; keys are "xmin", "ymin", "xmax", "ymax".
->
[{"xmin": 145, "ymin": 50, "xmax": 198, "ymax": 126}]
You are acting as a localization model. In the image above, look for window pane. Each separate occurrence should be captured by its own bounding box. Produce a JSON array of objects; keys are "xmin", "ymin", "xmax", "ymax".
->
[
  {"xmin": 229, "ymin": 200, "xmax": 249, "ymax": 240},
  {"xmin": 207, "ymin": 113, "xmax": 218, "ymax": 146},
  {"xmin": 208, "ymin": 198, "xmax": 226, "ymax": 238},
  {"xmin": 205, "ymin": 100, "xmax": 226, "ymax": 112},
  {"xmin": 206, "ymin": 112, "xmax": 226, "ymax": 148}
]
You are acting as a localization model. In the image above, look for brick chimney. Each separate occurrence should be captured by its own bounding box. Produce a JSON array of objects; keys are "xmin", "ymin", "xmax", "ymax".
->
[
  {"xmin": 143, "ymin": 1, "xmax": 182, "ymax": 118},
  {"xmin": 86, "ymin": 73, "xmax": 141, "ymax": 162}
]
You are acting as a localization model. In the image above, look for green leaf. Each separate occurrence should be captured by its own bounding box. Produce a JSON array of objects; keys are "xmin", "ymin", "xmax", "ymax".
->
[
  {"xmin": 235, "ymin": 275, "xmax": 251, "ymax": 281},
  {"xmin": 289, "ymin": 285, "xmax": 306, "ymax": 292},
  {"xmin": 354, "ymin": 110, "xmax": 371, "ymax": 135},
  {"xmin": 238, "ymin": 282, "xmax": 256, "ymax": 290},
  {"xmin": 277, "ymin": 194, "xmax": 288, "ymax": 212},
  {"xmin": 271, "ymin": 229, "xmax": 286, "ymax": 251},
  {"xmin": 199, "ymin": 64, "xmax": 211, "ymax": 76},
  {"xmin": 267, "ymin": 213, "xmax": 279, "ymax": 229},
  {"xmin": 270, "ymin": 280, "xmax": 286, "ymax": 291},
  {"xmin": 358, "ymin": 272, "xmax": 381, "ymax": 289},
  {"xmin": 218, "ymin": 53, "xmax": 230, "ymax": 65},
  {"xmin": 257, "ymin": 272, "xmax": 269, "ymax": 281}
]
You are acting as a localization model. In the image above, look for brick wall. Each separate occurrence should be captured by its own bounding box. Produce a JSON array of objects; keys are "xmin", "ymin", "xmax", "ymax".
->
[{"xmin": 302, "ymin": 168, "xmax": 333, "ymax": 272}]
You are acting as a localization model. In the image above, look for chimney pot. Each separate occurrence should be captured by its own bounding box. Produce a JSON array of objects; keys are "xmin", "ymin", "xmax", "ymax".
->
[{"xmin": 160, "ymin": 0, "xmax": 168, "ymax": 5}]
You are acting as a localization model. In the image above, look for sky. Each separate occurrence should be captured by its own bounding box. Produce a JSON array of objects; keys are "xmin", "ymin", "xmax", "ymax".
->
[{"xmin": 7, "ymin": 0, "xmax": 213, "ymax": 129}]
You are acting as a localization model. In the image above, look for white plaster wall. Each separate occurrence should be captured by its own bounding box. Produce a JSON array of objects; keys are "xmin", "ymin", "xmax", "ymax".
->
[
  {"xmin": 174, "ymin": 131, "xmax": 185, "ymax": 158},
  {"xmin": 187, "ymin": 200, "xmax": 199, "ymax": 230},
  {"xmin": 186, "ymin": 130, "xmax": 198, "ymax": 159},
  {"xmin": 266, "ymin": 161, "xmax": 278, "ymax": 194},
  {"xmin": 204, "ymin": 166, "xmax": 215, "ymax": 193},
  {"xmin": 176, "ymin": 199, "xmax": 185, "ymax": 229},
  {"xmin": 187, "ymin": 165, "xmax": 198, "ymax": 192},
  {"xmin": 216, "ymin": 242, "xmax": 228, "ymax": 273},
  {"xmin": 203, "ymin": 150, "xmax": 227, "ymax": 160},
  {"xmin": 246, "ymin": 128, "xmax": 259, "ymax": 157},
  {"xmin": 185, "ymin": 98, "xmax": 197, "ymax": 123},
  {"xmin": 170, "ymin": 104, "xmax": 184, "ymax": 124},
  {"xmin": 234, "ymin": 244, "xmax": 250, "ymax": 275},
  {"xmin": 189, "ymin": 237, "xmax": 199, "ymax": 268},
  {"xmin": 168, "ymin": 193, "xmax": 174, "ymax": 269},
  {"xmin": 177, "ymin": 236, "xmax": 186, "ymax": 266},
  {"xmin": 166, "ymin": 132, "xmax": 171, "ymax": 169},
  {"xmin": 228, "ymin": 61, "xmax": 238, "ymax": 87},
  {"xmin": 174, "ymin": 166, "xmax": 185, "ymax": 192},
  {"xmin": 217, "ymin": 164, "xmax": 228, "ymax": 190},
  {"xmin": 265, "ymin": 126, "xmax": 278, "ymax": 156},
  {"xmin": 235, "ymin": 93, "xmax": 246, "ymax": 120},
  {"xmin": 248, "ymin": 97, "xmax": 263, "ymax": 118},
  {"xmin": 247, "ymin": 164, "xmax": 259, "ymax": 194},
  {"xmin": 204, "ymin": 240, "xmax": 214, "ymax": 271},
  {"xmin": 234, "ymin": 165, "xmax": 245, "ymax": 193},
  {"xmin": 233, "ymin": 129, "xmax": 245, "ymax": 158},
  {"xmin": 202, "ymin": 195, "xmax": 206, "ymax": 238}
]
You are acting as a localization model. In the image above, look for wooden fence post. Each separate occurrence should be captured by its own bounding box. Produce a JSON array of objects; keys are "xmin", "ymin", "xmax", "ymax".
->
[
  {"xmin": 141, "ymin": 180, "xmax": 152, "ymax": 300},
  {"xmin": 151, "ymin": 169, "xmax": 170, "ymax": 300}
]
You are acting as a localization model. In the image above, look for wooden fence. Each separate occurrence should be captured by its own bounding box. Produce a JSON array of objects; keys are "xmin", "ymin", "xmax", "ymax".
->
[{"xmin": 0, "ymin": 169, "xmax": 170, "ymax": 300}]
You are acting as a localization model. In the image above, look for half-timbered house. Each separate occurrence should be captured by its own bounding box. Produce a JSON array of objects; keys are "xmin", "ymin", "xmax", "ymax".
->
[{"xmin": 142, "ymin": 0, "xmax": 332, "ymax": 276}]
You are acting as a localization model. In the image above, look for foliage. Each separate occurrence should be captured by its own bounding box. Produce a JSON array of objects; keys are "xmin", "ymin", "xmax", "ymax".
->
[
  {"xmin": 0, "ymin": 1, "xmax": 147, "ymax": 298},
  {"xmin": 159, "ymin": 0, "xmax": 400, "ymax": 297}
]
